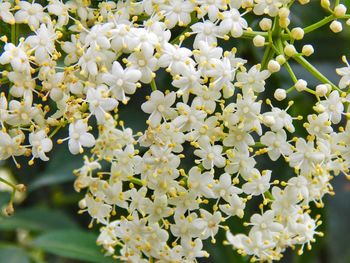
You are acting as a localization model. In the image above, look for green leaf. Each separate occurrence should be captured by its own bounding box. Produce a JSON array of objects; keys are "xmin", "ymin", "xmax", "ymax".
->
[
  {"xmin": 0, "ymin": 245, "xmax": 30, "ymax": 263},
  {"xmin": 32, "ymin": 230, "xmax": 116, "ymax": 263},
  {"xmin": 28, "ymin": 145, "xmax": 82, "ymax": 192},
  {"xmin": 0, "ymin": 207, "xmax": 77, "ymax": 231}
]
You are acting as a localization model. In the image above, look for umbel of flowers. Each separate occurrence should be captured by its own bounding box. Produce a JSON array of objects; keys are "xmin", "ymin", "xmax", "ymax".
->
[{"xmin": 0, "ymin": 0, "xmax": 350, "ymax": 261}]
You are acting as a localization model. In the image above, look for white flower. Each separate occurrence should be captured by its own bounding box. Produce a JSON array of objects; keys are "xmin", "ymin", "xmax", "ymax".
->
[
  {"xmin": 0, "ymin": 131, "xmax": 25, "ymax": 161},
  {"xmin": 194, "ymin": 136, "xmax": 226, "ymax": 170},
  {"xmin": 84, "ymin": 195, "xmax": 112, "ymax": 225},
  {"xmin": 261, "ymin": 130, "xmax": 293, "ymax": 161},
  {"xmin": 0, "ymin": 2, "xmax": 15, "ymax": 24},
  {"xmin": 336, "ymin": 56, "xmax": 350, "ymax": 89},
  {"xmin": 15, "ymin": 1, "xmax": 48, "ymax": 30},
  {"xmin": 191, "ymin": 21, "xmax": 222, "ymax": 48},
  {"xmin": 47, "ymin": 0, "xmax": 70, "ymax": 26},
  {"xmin": 318, "ymin": 90, "xmax": 344, "ymax": 124},
  {"xmin": 219, "ymin": 194, "xmax": 245, "ymax": 218},
  {"xmin": 29, "ymin": 130, "xmax": 53, "ymax": 161},
  {"xmin": 170, "ymin": 212, "xmax": 206, "ymax": 241},
  {"xmin": 253, "ymin": 0, "xmax": 286, "ymax": 17},
  {"xmin": 187, "ymin": 167, "xmax": 215, "ymax": 198},
  {"xmin": 236, "ymin": 65, "xmax": 270, "ymax": 93},
  {"xmin": 25, "ymin": 24, "xmax": 57, "ymax": 64},
  {"xmin": 158, "ymin": 43, "xmax": 194, "ymax": 74},
  {"xmin": 199, "ymin": 210, "xmax": 222, "ymax": 241},
  {"xmin": 197, "ymin": 0, "xmax": 227, "ymax": 21},
  {"xmin": 249, "ymin": 210, "xmax": 283, "ymax": 235},
  {"xmin": 67, "ymin": 120, "xmax": 96, "ymax": 155},
  {"xmin": 144, "ymin": 195, "xmax": 173, "ymax": 223},
  {"xmin": 86, "ymin": 86, "xmax": 118, "ymax": 124},
  {"xmin": 127, "ymin": 49, "xmax": 158, "ymax": 84},
  {"xmin": 141, "ymin": 90, "xmax": 177, "ymax": 127},
  {"xmin": 102, "ymin": 61, "xmax": 142, "ymax": 103},
  {"xmin": 0, "ymin": 43, "xmax": 30, "ymax": 73},
  {"xmin": 160, "ymin": 0, "xmax": 195, "ymax": 28},
  {"xmin": 213, "ymin": 173, "xmax": 242, "ymax": 200},
  {"xmin": 305, "ymin": 113, "xmax": 332, "ymax": 138},
  {"xmin": 220, "ymin": 9, "xmax": 248, "ymax": 38},
  {"xmin": 242, "ymin": 170, "xmax": 271, "ymax": 196}
]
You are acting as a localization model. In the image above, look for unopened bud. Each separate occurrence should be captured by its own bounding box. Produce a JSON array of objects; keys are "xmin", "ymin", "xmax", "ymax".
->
[
  {"xmin": 79, "ymin": 198, "xmax": 87, "ymax": 209},
  {"xmin": 262, "ymin": 115, "xmax": 275, "ymax": 126},
  {"xmin": 279, "ymin": 18, "xmax": 290, "ymax": 28},
  {"xmin": 334, "ymin": 4, "xmax": 347, "ymax": 17},
  {"xmin": 291, "ymin": 27, "xmax": 304, "ymax": 40},
  {"xmin": 268, "ymin": 60, "xmax": 280, "ymax": 73},
  {"xmin": 298, "ymin": 0, "xmax": 310, "ymax": 4},
  {"xmin": 284, "ymin": 44, "xmax": 297, "ymax": 57},
  {"xmin": 253, "ymin": 35, "xmax": 265, "ymax": 47},
  {"xmin": 274, "ymin": 89, "xmax": 287, "ymax": 101},
  {"xmin": 5, "ymin": 203, "xmax": 14, "ymax": 216},
  {"xmin": 330, "ymin": 20, "xmax": 343, "ymax": 33},
  {"xmin": 302, "ymin": 45, "xmax": 314, "ymax": 56},
  {"xmin": 259, "ymin": 18, "xmax": 272, "ymax": 31},
  {"xmin": 295, "ymin": 79, "xmax": 307, "ymax": 92},
  {"xmin": 321, "ymin": 0, "xmax": 330, "ymax": 9},
  {"xmin": 316, "ymin": 84, "xmax": 330, "ymax": 97},
  {"xmin": 16, "ymin": 184, "xmax": 26, "ymax": 192},
  {"xmin": 279, "ymin": 7, "xmax": 290, "ymax": 18},
  {"xmin": 276, "ymin": 55, "xmax": 286, "ymax": 65}
]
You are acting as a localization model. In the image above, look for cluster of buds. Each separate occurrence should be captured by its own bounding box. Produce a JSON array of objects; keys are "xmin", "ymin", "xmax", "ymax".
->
[{"xmin": 0, "ymin": 0, "xmax": 350, "ymax": 262}]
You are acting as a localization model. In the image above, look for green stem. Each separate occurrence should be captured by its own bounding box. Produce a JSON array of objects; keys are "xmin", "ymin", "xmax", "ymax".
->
[
  {"xmin": 150, "ymin": 79, "xmax": 157, "ymax": 91},
  {"xmin": 284, "ymin": 61, "xmax": 298, "ymax": 83},
  {"xmin": 49, "ymin": 125, "xmax": 62, "ymax": 139},
  {"xmin": 0, "ymin": 177, "xmax": 16, "ymax": 189},
  {"xmin": 128, "ymin": 177, "xmax": 144, "ymax": 186},
  {"xmin": 242, "ymin": 30, "xmax": 268, "ymax": 39},
  {"xmin": 293, "ymin": 55, "xmax": 341, "ymax": 92},
  {"xmin": 303, "ymin": 15, "xmax": 334, "ymax": 34},
  {"xmin": 264, "ymin": 190, "xmax": 274, "ymax": 200}
]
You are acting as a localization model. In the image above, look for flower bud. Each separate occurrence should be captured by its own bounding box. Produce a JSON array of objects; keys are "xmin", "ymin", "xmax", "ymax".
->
[
  {"xmin": 314, "ymin": 104, "xmax": 325, "ymax": 113},
  {"xmin": 279, "ymin": 18, "xmax": 290, "ymax": 28},
  {"xmin": 262, "ymin": 115, "xmax": 275, "ymax": 126},
  {"xmin": 330, "ymin": 20, "xmax": 343, "ymax": 33},
  {"xmin": 16, "ymin": 184, "xmax": 26, "ymax": 193},
  {"xmin": 4, "ymin": 203, "xmax": 14, "ymax": 216},
  {"xmin": 315, "ymin": 84, "xmax": 329, "ymax": 97},
  {"xmin": 302, "ymin": 45, "xmax": 314, "ymax": 56},
  {"xmin": 284, "ymin": 44, "xmax": 297, "ymax": 57},
  {"xmin": 298, "ymin": 0, "xmax": 310, "ymax": 4},
  {"xmin": 279, "ymin": 7, "xmax": 290, "ymax": 18},
  {"xmin": 321, "ymin": 0, "xmax": 330, "ymax": 9},
  {"xmin": 334, "ymin": 4, "xmax": 347, "ymax": 17},
  {"xmin": 259, "ymin": 18, "xmax": 272, "ymax": 31},
  {"xmin": 79, "ymin": 198, "xmax": 87, "ymax": 209},
  {"xmin": 295, "ymin": 79, "xmax": 307, "ymax": 92},
  {"xmin": 253, "ymin": 35, "xmax": 265, "ymax": 47},
  {"xmin": 268, "ymin": 60, "xmax": 280, "ymax": 73},
  {"xmin": 274, "ymin": 89, "xmax": 287, "ymax": 101},
  {"xmin": 291, "ymin": 27, "xmax": 304, "ymax": 40},
  {"xmin": 276, "ymin": 54, "xmax": 286, "ymax": 65}
]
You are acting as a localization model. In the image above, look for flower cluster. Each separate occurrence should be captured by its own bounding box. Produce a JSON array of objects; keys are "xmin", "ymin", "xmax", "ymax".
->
[{"xmin": 0, "ymin": 0, "xmax": 350, "ymax": 262}]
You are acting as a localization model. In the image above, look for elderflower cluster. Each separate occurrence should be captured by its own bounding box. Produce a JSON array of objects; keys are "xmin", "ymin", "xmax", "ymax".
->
[{"xmin": 0, "ymin": 0, "xmax": 350, "ymax": 262}]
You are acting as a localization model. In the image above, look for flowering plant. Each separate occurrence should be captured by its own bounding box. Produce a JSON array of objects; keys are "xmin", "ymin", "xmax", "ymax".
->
[{"xmin": 0, "ymin": 0, "xmax": 350, "ymax": 262}]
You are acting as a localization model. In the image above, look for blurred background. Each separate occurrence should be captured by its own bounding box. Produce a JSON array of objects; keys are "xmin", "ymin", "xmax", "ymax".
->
[{"xmin": 0, "ymin": 0, "xmax": 350, "ymax": 262}]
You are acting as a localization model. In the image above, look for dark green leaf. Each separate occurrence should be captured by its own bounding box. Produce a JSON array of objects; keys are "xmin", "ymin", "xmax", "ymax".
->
[
  {"xmin": 0, "ymin": 245, "xmax": 30, "ymax": 263},
  {"xmin": 28, "ymin": 145, "xmax": 82, "ymax": 192},
  {"xmin": 0, "ymin": 207, "xmax": 77, "ymax": 231},
  {"xmin": 32, "ymin": 230, "xmax": 116, "ymax": 263}
]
